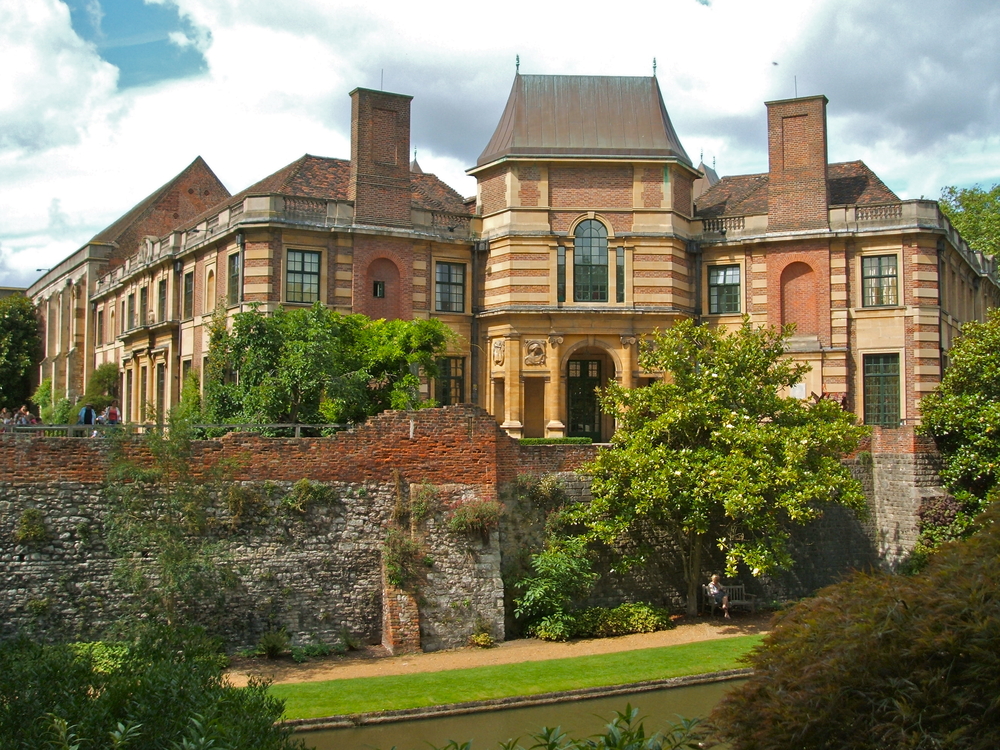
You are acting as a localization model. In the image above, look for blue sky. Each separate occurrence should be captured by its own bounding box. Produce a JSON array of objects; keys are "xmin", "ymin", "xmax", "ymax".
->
[
  {"xmin": 2, "ymin": 0, "xmax": 1000, "ymax": 287},
  {"xmin": 63, "ymin": 0, "xmax": 208, "ymax": 88}
]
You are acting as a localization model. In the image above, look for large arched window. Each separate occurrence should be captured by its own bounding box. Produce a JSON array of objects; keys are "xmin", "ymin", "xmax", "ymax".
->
[{"xmin": 573, "ymin": 219, "xmax": 608, "ymax": 302}]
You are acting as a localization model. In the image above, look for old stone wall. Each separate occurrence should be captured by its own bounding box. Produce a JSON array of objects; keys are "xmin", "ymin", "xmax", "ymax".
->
[{"xmin": 0, "ymin": 408, "xmax": 949, "ymax": 650}]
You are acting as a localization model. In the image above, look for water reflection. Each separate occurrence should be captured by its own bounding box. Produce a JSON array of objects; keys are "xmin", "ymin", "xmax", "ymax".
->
[{"xmin": 301, "ymin": 679, "xmax": 744, "ymax": 750}]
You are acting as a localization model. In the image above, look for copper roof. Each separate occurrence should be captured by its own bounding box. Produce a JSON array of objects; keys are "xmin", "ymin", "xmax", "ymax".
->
[
  {"xmin": 475, "ymin": 74, "xmax": 692, "ymax": 169},
  {"xmin": 695, "ymin": 161, "xmax": 899, "ymax": 218}
]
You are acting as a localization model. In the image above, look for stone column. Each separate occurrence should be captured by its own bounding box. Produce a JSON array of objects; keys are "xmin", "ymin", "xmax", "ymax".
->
[
  {"xmin": 545, "ymin": 334, "xmax": 566, "ymax": 436},
  {"xmin": 501, "ymin": 336, "xmax": 523, "ymax": 437}
]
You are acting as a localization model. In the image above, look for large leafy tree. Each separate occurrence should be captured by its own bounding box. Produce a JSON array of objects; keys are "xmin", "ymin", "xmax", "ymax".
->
[
  {"xmin": 0, "ymin": 293, "xmax": 40, "ymax": 408},
  {"xmin": 917, "ymin": 308, "xmax": 1000, "ymax": 551},
  {"xmin": 204, "ymin": 303, "xmax": 451, "ymax": 425},
  {"xmin": 573, "ymin": 318, "xmax": 868, "ymax": 615},
  {"xmin": 940, "ymin": 183, "xmax": 1000, "ymax": 257}
]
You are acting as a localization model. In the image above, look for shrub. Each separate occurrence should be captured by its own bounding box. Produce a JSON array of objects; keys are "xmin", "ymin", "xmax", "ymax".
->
[
  {"xmin": 14, "ymin": 508, "xmax": 49, "ymax": 544},
  {"xmin": 514, "ymin": 536, "xmax": 597, "ymax": 631},
  {"xmin": 448, "ymin": 498, "xmax": 503, "ymax": 537},
  {"xmin": 383, "ymin": 527, "xmax": 423, "ymax": 588},
  {"xmin": 711, "ymin": 501, "xmax": 1000, "ymax": 750},
  {"xmin": 281, "ymin": 478, "xmax": 331, "ymax": 513},
  {"xmin": 571, "ymin": 602, "xmax": 675, "ymax": 639},
  {"xmin": 518, "ymin": 437, "xmax": 593, "ymax": 445},
  {"xmin": 257, "ymin": 628, "xmax": 290, "ymax": 659},
  {"xmin": 0, "ymin": 626, "xmax": 300, "ymax": 750}
]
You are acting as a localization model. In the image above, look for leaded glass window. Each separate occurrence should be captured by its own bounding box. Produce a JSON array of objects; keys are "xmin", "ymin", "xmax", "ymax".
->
[
  {"xmin": 862, "ymin": 255, "xmax": 898, "ymax": 307},
  {"xmin": 708, "ymin": 265, "xmax": 741, "ymax": 314},
  {"xmin": 573, "ymin": 220, "xmax": 608, "ymax": 302},
  {"xmin": 863, "ymin": 353, "xmax": 900, "ymax": 427},
  {"xmin": 286, "ymin": 250, "xmax": 321, "ymax": 303}
]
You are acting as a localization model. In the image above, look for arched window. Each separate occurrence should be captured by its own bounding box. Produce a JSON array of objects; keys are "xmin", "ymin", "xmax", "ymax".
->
[{"xmin": 573, "ymin": 219, "xmax": 608, "ymax": 302}]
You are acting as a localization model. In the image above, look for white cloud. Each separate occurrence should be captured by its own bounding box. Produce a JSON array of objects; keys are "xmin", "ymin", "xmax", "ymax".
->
[{"xmin": 3, "ymin": 0, "xmax": 1000, "ymax": 288}]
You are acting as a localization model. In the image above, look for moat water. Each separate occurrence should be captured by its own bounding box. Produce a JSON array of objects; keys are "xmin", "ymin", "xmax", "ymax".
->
[{"xmin": 299, "ymin": 678, "xmax": 745, "ymax": 750}]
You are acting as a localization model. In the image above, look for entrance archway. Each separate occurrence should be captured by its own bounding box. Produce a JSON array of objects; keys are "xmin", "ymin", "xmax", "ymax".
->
[{"xmin": 566, "ymin": 347, "xmax": 616, "ymax": 442}]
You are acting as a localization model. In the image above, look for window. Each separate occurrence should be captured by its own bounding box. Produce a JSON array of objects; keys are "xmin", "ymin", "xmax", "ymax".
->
[
  {"xmin": 182, "ymin": 359, "xmax": 192, "ymax": 384},
  {"xmin": 286, "ymin": 250, "xmax": 320, "ymax": 303},
  {"xmin": 155, "ymin": 363, "xmax": 165, "ymax": 422},
  {"xmin": 557, "ymin": 246, "xmax": 566, "ymax": 303},
  {"xmin": 862, "ymin": 255, "xmax": 898, "ymax": 307},
  {"xmin": 708, "ymin": 265, "xmax": 741, "ymax": 314},
  {"xmin": 183, "ymin": 271, "xmax": 194, "ymax": 319},
  {"xmin": 863, "ymin": 353, "xmax": 900, "ymax": 427},
  {"xmin": 127, "ymin": 293, "xmax": 136, "ymax": 330},
  {"xmin": 139, "ymin": 366, "xmax": 148, "ymax": 422},
  {"xmin": 373, "ymin": 280, "xmax": 385, "ymax": 298},
  {"xmin": 157, "ymin": 279, "xmax": 167, "ymax": 322},
  {"xmin": 95, "ymin": 310, "xmax": 104, "ymax": 346},
  {"xmin": 436, "ymin": 357, "xmax": 465, "ymax": 405},
  {"xmin": 139, "ymin": 286, "xmax": 148, "ymax": 326},
  {"xmin": 228, "ymin": 253, "xmax": 241, "ymax": 306},
  {"xmin": 573, "ymin": 220, "xmax": 608, "ymax": 302},
  {"xmin": 616, "ymin": 247, "xmax": 625, "ymax": 303},
  {"xmin": 435, "ymin": 262, "xmax": 465, "ymax": 312}
]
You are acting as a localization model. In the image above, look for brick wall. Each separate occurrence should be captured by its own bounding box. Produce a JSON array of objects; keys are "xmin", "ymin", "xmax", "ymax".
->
[
  {"xmin": 518, "ymin": 165, "xmax": 541, "ymax": 207},
  {"xmin": 351, "ymin": 235, "xmax": 413, "ymax": 320},
  {"xmin": 641, "ymin": 167, "xmax": 664, "ymax": 208},
  {"xmin": 349, "ymin": 88, "xmax": 413, "ymax": 227},
  {"xmin": 766, "ymin": 96, "xmax": 829, "ymax": 232},
  {"xmin": 478, "ymin": 167, "xmax": 507, "ymax": 215},
  {"xmin": 766, "ymin": 240, "xmax": 832, "ymax": 343},
  {"xmin": 550, "ymin": 166, "xmax": 632, "ymax": 209}
]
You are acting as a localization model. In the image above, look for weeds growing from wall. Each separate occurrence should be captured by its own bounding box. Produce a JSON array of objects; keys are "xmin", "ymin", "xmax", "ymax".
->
[
  {"xmin": 103, "ymin": 401, "xmax": 239, "ymax": 633},
  {"xmin": 383, "ymin": 527, "xmax": 424, "ymax": 589},
  {"xmin": 14, "ymin": 508, "xmax": 49, "ymax": 544}
]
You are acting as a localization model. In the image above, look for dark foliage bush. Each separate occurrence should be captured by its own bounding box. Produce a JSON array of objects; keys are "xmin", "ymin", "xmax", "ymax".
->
[
  {"xmin": 712, "ymin": 502, "xmax": 1000, "ymax": 750},
  {"xmin": 531, "ymin": 602, "xmax": 674, "ymax": 642},
  {"xmin": 0, "ymin": 625, "xmax": 302, "ymax": 749},
  {"xmin": 518, "ymin": 437, "xmax": 593, "ymax": 445}
]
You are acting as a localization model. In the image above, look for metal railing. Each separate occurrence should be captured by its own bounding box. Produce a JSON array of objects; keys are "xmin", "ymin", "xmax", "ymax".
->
[{"xmin": 1, "ymin": 423, "xmax": 348, "ymax": 439}]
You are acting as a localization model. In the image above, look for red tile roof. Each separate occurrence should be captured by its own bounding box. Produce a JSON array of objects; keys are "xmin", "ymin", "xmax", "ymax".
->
[
  {"xmin": 695, "ymin": 160, "xmax": 899, "ymax": 218},
  {"xmin": 180, "ymin": 154, "xmax": 471, "ymax": 230}
]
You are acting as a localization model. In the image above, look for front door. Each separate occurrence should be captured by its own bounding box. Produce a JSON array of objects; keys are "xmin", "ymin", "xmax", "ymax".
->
[{"xmin": 568, "ymin": 360, "xmax": 602, "ymax": 441}]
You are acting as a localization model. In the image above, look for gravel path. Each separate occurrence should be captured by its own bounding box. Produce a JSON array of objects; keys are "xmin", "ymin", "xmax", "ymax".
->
[{"xmin": 226, "ymin": 612, "xmax": 772, "ymax": 688}]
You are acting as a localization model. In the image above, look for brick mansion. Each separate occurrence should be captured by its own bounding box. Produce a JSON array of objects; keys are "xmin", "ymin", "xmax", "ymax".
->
[{"xmin": 29, "ymin": 76, "xmax": 1000, "ymax": 438}]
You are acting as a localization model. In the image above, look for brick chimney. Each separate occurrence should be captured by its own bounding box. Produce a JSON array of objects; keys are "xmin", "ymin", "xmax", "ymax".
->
[
  {"xmin": 766, "ymin": 95, "xmax": 829, "ymax": 232},
  {"xmin": 349, "ymin": 88, "xmax": 413, "ymax": 228}
]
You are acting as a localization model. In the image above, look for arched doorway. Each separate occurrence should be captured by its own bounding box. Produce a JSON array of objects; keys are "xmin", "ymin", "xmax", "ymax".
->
[{"xmin": 566, "ymin": 347, "xmax": 616, "ymax": 442}]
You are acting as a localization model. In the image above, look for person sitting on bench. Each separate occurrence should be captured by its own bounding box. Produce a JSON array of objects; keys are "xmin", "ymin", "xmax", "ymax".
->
[{"xmin": 708, "ymin": 574, "xmax": 730, "ymax": 619}]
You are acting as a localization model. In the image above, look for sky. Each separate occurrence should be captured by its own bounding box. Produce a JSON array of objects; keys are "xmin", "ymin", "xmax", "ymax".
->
[{"xmin": 3, "ymin": 0, "xmax": 1000, "ymax": 288}]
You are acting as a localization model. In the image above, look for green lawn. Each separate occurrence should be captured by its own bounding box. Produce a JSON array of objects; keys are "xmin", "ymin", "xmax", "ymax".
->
[{"xmin": 271, "ymin": 634, "xmax": 763, "ymax": 720}]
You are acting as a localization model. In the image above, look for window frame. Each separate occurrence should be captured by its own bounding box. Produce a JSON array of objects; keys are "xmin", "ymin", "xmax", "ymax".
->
[
  {"xmin": 157, "ymin": 279, "xmax": 167, "ymax": 322},
  {"xmin": 435, "ymin": 357, "xmax": 465, "ymax": 405},
  {"xmin": 707, "ymin": 264, "xmax": 741, "ymax": 315},
  {"xmin": 183, "ymin": 271, "xmax": 194, "ymax": 319},
  {"xmin": 435, "ymin": 262, "xmax": 466, "ymax": 313},
  {"xmin": 863, "ymin": 352, "xmax": 901, "ymax": 427},
  {"xmin": 861, "ymin": 254, "xmax": 899, "ymax": 308},
  {"xmin": 227, "ymin": 253, "xmax": 241, "ymax": 306},
  {"xmin": 286, "ymin": 249, "xmax": 321, "ymax": 304},
  {"xmin": 573, "ymin": 219, "xmax": 609, "ymax": 303}
]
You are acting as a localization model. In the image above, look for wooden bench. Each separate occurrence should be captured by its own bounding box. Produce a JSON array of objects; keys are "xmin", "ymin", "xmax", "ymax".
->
[{"xmin": 702, "ymin": 582, "xmax": 758, "ymax": 616}]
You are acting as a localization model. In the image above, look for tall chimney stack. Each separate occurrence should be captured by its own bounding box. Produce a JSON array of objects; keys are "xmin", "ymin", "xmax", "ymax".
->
[
  {"xmin": 349, "ymin": 88, "xmax": 413, "ymax": 227},
  {"xmin": 765, "ymin": 95, "xmax": 829, "ymax": 232}
]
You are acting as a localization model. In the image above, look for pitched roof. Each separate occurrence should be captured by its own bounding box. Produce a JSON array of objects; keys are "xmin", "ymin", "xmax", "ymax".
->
[
  {"xmin": 695, "ymin": 160, "xmax": 900, "ymax": 218},
  {"xmin": 179, "ymin": 154, "xmax": 472, "ymax": 230},
  {"xmin": 89, "ymin": 156, "xmax": 229, "ymax": 243},
  {"xmin": 475, "ymin": 74, "xmax": 691, "ymax": 169}
]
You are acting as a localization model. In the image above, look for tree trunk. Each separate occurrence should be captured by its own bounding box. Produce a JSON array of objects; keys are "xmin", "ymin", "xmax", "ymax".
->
[{"xmin": 686, "ymin": 530, "xmax": 703, "ymax": 616}]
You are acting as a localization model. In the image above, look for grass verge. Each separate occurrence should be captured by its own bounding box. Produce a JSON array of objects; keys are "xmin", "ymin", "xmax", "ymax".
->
[{"xmin": 271, "ymin": 634, "xmax": 763, "ymax": 720}]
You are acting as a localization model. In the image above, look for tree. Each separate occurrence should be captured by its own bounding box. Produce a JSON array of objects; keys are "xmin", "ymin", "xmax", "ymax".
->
[
  {"xmin": 940, "ymin": 183, "xmax": 1000, "ymax": 257},
  {"xmin": 0, "ymin": 294, "xmax": 40, "ymax": 408},
  {"xmin": 711, "ymin": 500, "xmax": 1000, "ymax": 750},
  {"xmin": 0, "ymin": 626, "xmax": 302, "ymax": 750},
  {"xmin": 572, "ymin": 318, "xmax": 868, "ymax": 615},
  {"xmin": 917, "ymin": 308, "xmax": 1000, "ymax": 553},
  {"xmin": 204, "ymin": 303, "xmax": 452, "ymax": 425},
  {"xmin": 81, "ymin": 361, "xmax": 120, "ymax": 412}
]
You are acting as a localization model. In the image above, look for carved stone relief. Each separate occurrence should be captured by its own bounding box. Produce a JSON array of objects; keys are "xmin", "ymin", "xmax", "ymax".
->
[
  {"xmin": 523, "ymin": 339, "xmax": 547, "ymax": 366},
  {"xmin": 491, "ymin": 338, "xmax": 505, "ymax": 367}
]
